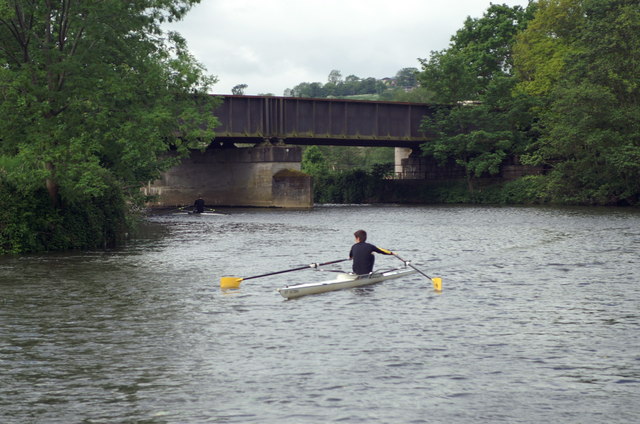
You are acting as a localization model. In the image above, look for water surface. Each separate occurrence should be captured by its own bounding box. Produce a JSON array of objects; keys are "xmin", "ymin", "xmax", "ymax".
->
[{"xmin": 1, "ymin": 205, "xmax": 639, "ymax": 423}]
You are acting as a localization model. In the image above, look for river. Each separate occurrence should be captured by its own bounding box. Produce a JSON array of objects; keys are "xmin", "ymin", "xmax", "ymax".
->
[{"xmin": 1, "ymin": 205, "xmax": 639, "ymax": 423}]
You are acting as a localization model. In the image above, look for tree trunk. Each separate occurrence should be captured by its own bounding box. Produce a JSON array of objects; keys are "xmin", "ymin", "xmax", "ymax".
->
[{"xmin": 45, "ymin": 162, "xmax": 59, "ymax": 207}]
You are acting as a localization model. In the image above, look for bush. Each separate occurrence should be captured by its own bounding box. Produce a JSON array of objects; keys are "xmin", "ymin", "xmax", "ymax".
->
[
  {"xmin": 314, "ymin": 169, "xmax": 379, "ymax": 203},
  {"xmin": 0, "ymin": 180, "xmax": 131, "ymax": 254},
  {"xmin": 497, "ymin": 175, "xmax": 550, "ymax": 204},
  {"xmin": 0, "ymin": 183, "xmax": 52, "ymax": 253}
]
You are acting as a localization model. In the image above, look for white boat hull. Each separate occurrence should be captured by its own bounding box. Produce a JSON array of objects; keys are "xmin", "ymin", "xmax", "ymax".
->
[
  {"xmin": 277, "ymin": 268, "xmax": 417, "ymax": 299},
  {"xmin": 172, "ymin": 212, "xmax": 225, "ymax": 216}
]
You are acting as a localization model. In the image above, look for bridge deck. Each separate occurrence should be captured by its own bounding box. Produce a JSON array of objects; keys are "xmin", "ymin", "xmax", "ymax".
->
[{"xmin": 212, "ymin": 95, "xmax": 440, "ymax": 148}]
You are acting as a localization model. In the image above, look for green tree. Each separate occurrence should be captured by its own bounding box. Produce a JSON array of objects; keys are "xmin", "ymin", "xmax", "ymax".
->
[
  {"xmin": 516, "ymin": 0, "xmax": 640, "ymax": 204},
  {"xmin": 0, "ymin": 0, "xmax": 219, "ymax": 252},
  {"xmin": 417, "ymin": 3, "xmax": 536, "ymax": 193},
  {"xmin": 301, "ymin": 145, "xmax": 329, "ymax": 176},
  {"xmin": 327, "ymin": 69, "xmax": 342, "ymax": 84},
  {"xmin": 286, "ymin": 70, "xmax": 397, "ymax": 100},
  {"xmin": 513, "ymin": 0, "xmax": 583, "ymax": 98},
  {"xmin": 419, "ymin": 3, "xmax": 535, "ymax": 103},
  {"xmin": 394, "ymin": 67, "xmax": 419, "ymax": 89},
  {"xmin": 232, "ymin": 84, "xmax": 247, "ymax": 95}
]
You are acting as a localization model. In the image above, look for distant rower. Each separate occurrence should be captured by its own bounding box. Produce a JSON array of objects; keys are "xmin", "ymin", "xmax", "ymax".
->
[{"xmin": 193, "ymin": 196, "xmax": 205, "ymax": 214}]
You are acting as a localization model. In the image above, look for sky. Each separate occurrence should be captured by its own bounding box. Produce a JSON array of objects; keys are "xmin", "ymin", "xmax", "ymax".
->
[{"xmin": 166, "ymin": 0, "xmax": 532, "ymax": 96}]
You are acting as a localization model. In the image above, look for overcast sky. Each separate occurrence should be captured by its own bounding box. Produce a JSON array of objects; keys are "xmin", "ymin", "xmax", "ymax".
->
[{"xmin": 166, "ymin": 0, "xmax": 531, "ymax": 96}]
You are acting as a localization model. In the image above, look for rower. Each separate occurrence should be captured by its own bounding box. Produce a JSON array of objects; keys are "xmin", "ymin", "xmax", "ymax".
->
[
  {"xmin": 193, "ymin": 196, "xmax": 205, "ymax": 214},
  {"xmin": 349, "ymin": 229, "xmax": 394, "ymax": 275}
]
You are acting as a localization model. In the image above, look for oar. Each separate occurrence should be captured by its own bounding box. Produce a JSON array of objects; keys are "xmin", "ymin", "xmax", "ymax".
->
[
  {"xmin": 393, "ymin": 253, "xmax": 442, "ymax": 292},
  {"xmin": 220, "ymin": 258, "xmax": 350, "ymax": 289}
]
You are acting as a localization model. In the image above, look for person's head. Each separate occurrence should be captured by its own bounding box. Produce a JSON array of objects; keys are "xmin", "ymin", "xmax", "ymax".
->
[{"xmin": 354, "ymin": 229, "xmax": 367, "ymax": 242}]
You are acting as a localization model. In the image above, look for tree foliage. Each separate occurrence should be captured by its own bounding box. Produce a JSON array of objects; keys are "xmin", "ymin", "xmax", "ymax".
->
[
  {"xmin": 417, "ymin": 0, "xmax": 640, "ymax": 205},
  {"xmin": 302, "ymin": 145, "xmax": 393, "ymax": 175},
  {"xmin": 301, "ymin": 145, "xmax": 329, "ymax": 176},
  {"xmin": 0, "ymin": 0, "xmax": 219, "ymax": 252},
  {"xmin": 515, "ymin": 0, "xmax": 640, "ymax": 204},
  {"xmin": 419, "ymin": 4, "xmax": 535, "ymax": 103},
  {"xmin": 513, "ymin": 0, "xmax": 583, "ymax": 98},
  {"xmin": 284, "ymin": 68, "xmax": 419, "ymax": 99},
  {"xmin": 232, "ymin": 84, "xmax": 247, "ymax": 95},
  {"xmin": 301, "ymin": 145, "xmax": 394, "ymax": 204},
  {"xmin": 417, "ymin": 3, "xmax": 537, "ymax": 192}
]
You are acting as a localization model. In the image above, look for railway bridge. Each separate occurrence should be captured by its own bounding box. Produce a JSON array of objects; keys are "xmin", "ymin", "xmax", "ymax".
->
[
  {"xmin": 146, "ymin": 95, "xmax": 445, "ymax": 208},
  {"xmin": 211, "ymin": 95, "xmax": 439, "ymax": 148}
]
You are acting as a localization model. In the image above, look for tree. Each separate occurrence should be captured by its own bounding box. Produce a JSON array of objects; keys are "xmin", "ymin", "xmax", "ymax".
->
[
  {"xmin": 394, "ymin": 67, "xmax": 418, "ymax": 89},
  {"xmin": 358, "ymin": 77, "xmax": 378, "ymax": 95},
  {"xmin": 515, "ymin": 0, "xmax": 640, "ymax": 204},
  {"xmin": 0, "ymin": 0, "xmax": 219, "ymax": 252},
  {"xmin": 513, "ymin": 0, "xmax": 583, "ymax": 98},
  {"xmin": 417, "ymin": 3, "xmax": 537, "ymax": 193},
  {"xmin": 419, "ymin": 3, "xmax": 534, "ymax": 102},
  {"xmin": 285, "ymin": 68, "xmax": 421, "ymax": 100},
  {"xmin": 301, "ymin": 145, "xmax": 329, "ymax": 176},
  {"xmin": 232, "ymin": 84, "xmax": 248, "ymax": 95},
  {"xmin": 327, "ymin": 69, "xmax": 342, "ymax": 84},
  {"xmin": 289, "ymin": 81, "xmax": 325, "ymax": 98}
]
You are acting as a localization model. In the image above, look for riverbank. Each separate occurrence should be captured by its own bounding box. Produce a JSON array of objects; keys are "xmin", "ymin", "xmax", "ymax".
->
[{"xmin": 312, "ymin": 170, "xmax": 639, "ymax": 206}]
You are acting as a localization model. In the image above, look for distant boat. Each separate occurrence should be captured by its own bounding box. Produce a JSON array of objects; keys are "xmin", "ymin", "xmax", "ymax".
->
[{"xmin": 173, "ymin": 210, "xmax": 226, "ymax": 216}]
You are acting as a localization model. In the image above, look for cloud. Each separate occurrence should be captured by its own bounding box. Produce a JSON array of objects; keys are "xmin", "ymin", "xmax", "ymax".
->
[{"xmin": 166, "ymin": 0, "xmax": 531, "ymax": 95}]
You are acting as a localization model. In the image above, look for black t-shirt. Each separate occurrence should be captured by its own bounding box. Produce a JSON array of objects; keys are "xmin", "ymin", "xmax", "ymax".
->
[
  {"xmin": 194, "ymin": 198, "xmax": 205, "ymax": 213},
  {"xmin": 349, "ymin": 242, "xmax": 388, "ymax": 275}
]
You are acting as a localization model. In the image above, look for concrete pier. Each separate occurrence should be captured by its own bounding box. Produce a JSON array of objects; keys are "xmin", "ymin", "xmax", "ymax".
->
[{"xmin": 144, "ymin": 144, "xmax": 312, "ymax": 208}]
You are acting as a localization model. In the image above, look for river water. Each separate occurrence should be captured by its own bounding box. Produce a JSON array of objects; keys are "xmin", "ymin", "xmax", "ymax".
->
[{"xmin": 1, "ymin": 205, "xmax": 639, "ymax": 423}]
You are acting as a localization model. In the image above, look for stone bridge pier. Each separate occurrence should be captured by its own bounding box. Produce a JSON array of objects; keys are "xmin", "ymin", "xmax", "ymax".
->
[{"xmin": 144, "ymin": 144, "xmax": 312, "ymax": 209}]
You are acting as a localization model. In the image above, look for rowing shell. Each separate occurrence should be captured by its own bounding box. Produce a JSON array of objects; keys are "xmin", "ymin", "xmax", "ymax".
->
[
  {"xmin": 277, "ymin": 267, "xmax": 417, "ymax": 299},
  {"xmin": 172, "ymin": 211, "xmax": 226, "ymax": 216}
]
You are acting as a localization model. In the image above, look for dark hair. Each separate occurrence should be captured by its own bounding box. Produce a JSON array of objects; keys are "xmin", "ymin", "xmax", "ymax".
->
[{"xmin": 354, "ymin": 229, "xmax": 367, "ymax": 242}]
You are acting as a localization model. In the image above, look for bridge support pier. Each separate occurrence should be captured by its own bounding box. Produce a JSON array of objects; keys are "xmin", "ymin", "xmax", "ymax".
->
[
  {"xmin": 394, "ymin": 147, "xmax": 413, "ymax": 176},
  {"xmin": 144, "ymin": 144, "xmax": 312, "ymax": 208},
  {"xmin": 396, "ymin": 147, "xmax": 468, "ymax": 180}
]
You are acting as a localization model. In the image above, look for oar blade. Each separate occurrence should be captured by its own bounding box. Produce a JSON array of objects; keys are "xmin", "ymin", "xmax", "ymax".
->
[
  {"xmin": 432, "ymin": 277, "xmax": 442, "ymax": 292},
  {"xmin": 220, "ymin": 276, "xmax": 243, "ymax": 289}
]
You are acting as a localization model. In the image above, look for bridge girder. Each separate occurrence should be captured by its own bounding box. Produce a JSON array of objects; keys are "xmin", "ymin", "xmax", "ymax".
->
[{"xmin": 212, "ymin": 95, "xmax": 442, "ymax": 148}]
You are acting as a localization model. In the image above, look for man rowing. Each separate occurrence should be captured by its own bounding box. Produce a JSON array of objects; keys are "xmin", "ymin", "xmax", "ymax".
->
[
  {"xmin": 193, "ymin": 196, "xmax": 205, "ymax": 214},
  {"xmin": 349, "ymin": 229, "xmax": 394, "ymax": 275}
]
